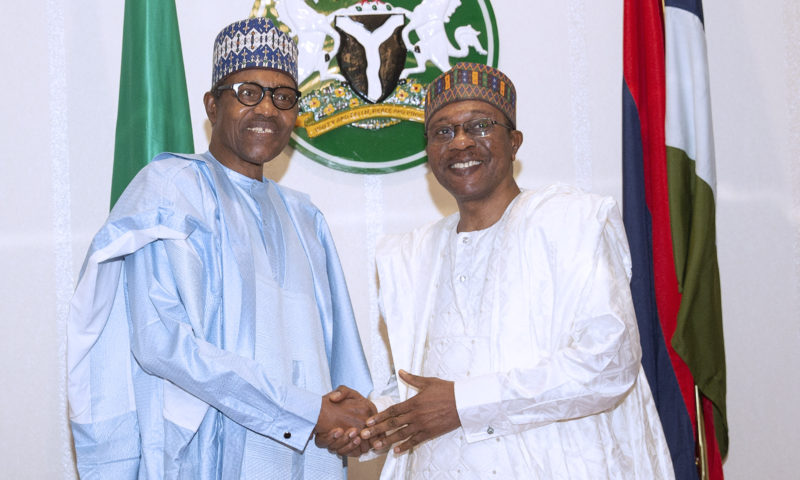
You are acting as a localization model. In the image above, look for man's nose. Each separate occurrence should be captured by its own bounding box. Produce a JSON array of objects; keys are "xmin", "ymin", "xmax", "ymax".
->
[
  {"xmin": 450, "ymin": 125, "xmax": 476, "ymax": 149},
  {"xmin": 253, "ymin": 94, "xmax": 279, "ymax": 115}
]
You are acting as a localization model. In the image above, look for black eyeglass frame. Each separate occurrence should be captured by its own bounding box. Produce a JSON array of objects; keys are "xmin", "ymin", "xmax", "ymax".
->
[
  {"xmin": 214, "ymin": 82, "xmax": 302, "ymax": 110},
  {"xmin": 425, "ymin": 117, "xmax": 515, "ymax": 144}
]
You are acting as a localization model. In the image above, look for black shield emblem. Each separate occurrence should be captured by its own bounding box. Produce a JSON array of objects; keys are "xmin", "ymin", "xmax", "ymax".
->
[{"xmin": 334, "ymin": 13, "xmax": 407, "ymax": 104}]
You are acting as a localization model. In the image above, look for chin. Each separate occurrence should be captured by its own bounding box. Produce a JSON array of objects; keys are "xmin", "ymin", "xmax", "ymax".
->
[
  {"xmin": 244, "ymin": 150, "xmax": 282, "ymax": 165},
  {"xmin": 449, "ymin": 189, "xmax": 487, "ymax": 203}
]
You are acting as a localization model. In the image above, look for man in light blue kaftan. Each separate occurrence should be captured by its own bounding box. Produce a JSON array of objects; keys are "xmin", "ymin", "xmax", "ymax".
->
[{"xmin": 67, "ymin": 17, "xmax": 373, "ymax": 479}]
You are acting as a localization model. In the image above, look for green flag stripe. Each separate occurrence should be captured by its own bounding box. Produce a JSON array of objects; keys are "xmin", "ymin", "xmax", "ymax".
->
[
  {"xmin": 111, "ymin": 0, "xmax": 194, "ymax": 209},
  {"xmin": 666, "ymin": 145, "xmax": 728, "ymax": 457}
]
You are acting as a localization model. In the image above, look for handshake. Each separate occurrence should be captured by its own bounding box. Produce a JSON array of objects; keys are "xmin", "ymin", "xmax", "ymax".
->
[{"xmin": 313, "ymin": 370, "xmax": 462, "ymax": 457}]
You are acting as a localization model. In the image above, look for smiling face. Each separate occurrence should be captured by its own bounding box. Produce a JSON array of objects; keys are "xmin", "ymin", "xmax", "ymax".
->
[
  {"xmin": 204, "ymin": 68, "xmax": 298, "ymax": 180},
  {"xmin": 426, "ymin": 99, "xmax": 523, "ymax": 208}
]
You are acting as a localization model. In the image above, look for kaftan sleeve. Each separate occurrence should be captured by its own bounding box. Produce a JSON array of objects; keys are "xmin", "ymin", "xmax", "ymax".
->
[
  {"xmin": 454, "ymin": 198, "xmax": 642, "ymax": 442},
  {"xmin": 310, "ymin": 209, "xmax": 374, "ymax": 398},
  {"xmin": 124, "ymin": 236, "xmax": 321, "ymax": 451}
]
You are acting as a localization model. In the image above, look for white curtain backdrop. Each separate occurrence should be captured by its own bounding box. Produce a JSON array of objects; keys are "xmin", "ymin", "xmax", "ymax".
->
[{"xmin": 0, "ymin": 1, "xmax": 797, "ymax": 478}]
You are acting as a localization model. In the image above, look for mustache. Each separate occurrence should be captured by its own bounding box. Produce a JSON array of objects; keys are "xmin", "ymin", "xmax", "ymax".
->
[
  {"xmin": 443, "ymin": 150, "xmax": 482, "ymax": 164},
  {"xmin": 244, "ymin": 115, "xmax": 281, "ymax": 129}
]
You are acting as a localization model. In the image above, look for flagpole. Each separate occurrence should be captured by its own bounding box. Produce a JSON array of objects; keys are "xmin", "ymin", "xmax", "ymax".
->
[{"xmin": 695, "ymin": 385, "xmax": 709, "ymax": 480}]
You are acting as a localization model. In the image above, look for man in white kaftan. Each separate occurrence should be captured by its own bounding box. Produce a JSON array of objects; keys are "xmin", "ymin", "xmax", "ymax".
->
[
  {"xmin": 353, "ymin": 63, "xmax": 675, "ymax": 479},
  {"xmin": 373, "ymin": 186, "xmax": 673, "ymax": 478},
  {"xmin": 68, "ymin": 18, "xmax": 373, "ymax": 479}
]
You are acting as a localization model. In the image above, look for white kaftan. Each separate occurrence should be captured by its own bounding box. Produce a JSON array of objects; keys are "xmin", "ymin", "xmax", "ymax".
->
[{"xmin": 374, "ymin": 185, "xmax": 674, "ymax": 479}]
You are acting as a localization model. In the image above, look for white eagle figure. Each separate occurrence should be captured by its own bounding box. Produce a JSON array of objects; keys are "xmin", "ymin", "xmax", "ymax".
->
[
  {"xmin": 275, "ymin": 0, "xmax": 344, "ymax": 83},
  {"xmin": 400, "ymin": 0, "xmax": 488, "ymax": 78}
]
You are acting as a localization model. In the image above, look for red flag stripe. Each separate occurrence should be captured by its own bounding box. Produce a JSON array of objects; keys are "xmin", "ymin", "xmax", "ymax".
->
[{"xmin": 623, "ymin": 0, "xmax": 698, "ymax": 433}]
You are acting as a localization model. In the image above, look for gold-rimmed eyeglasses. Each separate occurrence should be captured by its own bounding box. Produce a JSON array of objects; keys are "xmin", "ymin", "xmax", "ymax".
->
[{"xmin": 425, "ymin": 117, "xmax": 514, "ymax": 144}]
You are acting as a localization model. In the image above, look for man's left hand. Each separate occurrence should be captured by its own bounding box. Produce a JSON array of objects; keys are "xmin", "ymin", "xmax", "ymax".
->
[{"xmin": 360, "ymin": 370, "xmax": 461, "ymax": 454}]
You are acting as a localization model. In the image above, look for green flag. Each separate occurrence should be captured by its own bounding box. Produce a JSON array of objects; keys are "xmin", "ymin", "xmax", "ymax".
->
[{"xmin": 111, "ymin": 0, "xmax": 194, "ymax": 209}]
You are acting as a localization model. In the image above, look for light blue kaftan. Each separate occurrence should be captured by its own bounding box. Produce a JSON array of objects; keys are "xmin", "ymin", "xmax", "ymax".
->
[{"xmin": 67, "ymin": 152, "xmax": 372, "ymax": 479}]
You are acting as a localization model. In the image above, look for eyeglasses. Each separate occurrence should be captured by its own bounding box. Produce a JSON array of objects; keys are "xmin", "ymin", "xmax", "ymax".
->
[
  {"xmin": 425, "ymin": 117, "xmax": 514, "ymax": 144},
  {"xmin": 215, "ymin": 82, "xmax": 301, "ymax": 110}
]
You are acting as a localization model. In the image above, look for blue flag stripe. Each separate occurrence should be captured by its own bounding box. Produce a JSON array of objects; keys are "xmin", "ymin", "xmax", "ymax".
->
[
  {"xmin": 622, "ymin": 81, "xmax": 699, "ymax": 480},
  {"xmin": 665, "ymin": 0, "xmax": 704, "ymax": 24}
]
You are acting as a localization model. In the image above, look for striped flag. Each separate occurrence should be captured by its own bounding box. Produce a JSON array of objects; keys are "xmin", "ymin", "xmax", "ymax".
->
[
  {"xmin": 111, "ymin": 0, "xmax": 194, "ymax": 208},
  {"xmin": 664, "ymin": 0, "xmax": 727, "ymax": 475},
  {"xmin": 623, "ymin": 0, "xmax": 727, "ymax": 478}
]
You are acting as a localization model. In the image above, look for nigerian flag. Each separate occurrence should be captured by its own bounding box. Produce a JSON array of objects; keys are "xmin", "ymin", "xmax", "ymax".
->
[{"xmin": 111, "ymin": 0, "xmax": 194, "ymax": 209}]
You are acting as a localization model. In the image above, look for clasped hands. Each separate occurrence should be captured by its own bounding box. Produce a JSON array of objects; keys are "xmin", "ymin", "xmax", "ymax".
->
[{"xmin": 314, "ymin": 370, "xmax": 461, "ymax": 457}]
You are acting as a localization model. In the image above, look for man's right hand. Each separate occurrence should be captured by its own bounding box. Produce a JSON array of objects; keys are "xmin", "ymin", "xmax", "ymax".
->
[{"xmin": 314, "ymin": 386, "xmax": 376, "ymax": 457}]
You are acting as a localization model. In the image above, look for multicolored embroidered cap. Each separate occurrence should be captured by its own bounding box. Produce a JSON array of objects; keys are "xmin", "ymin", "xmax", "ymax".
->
[
  {"xmin": 211, "ymin": 17, "xmax": 298, "ymax": 88},
  {"xmin": 424, "ymin": 62, "xmax": 517, "ymax": 128}
]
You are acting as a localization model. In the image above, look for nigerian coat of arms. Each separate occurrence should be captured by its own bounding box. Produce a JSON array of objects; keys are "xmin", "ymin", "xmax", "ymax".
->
[{"xmin": 251, "ymin": 0, "xmax": 499, "ymax": 173}]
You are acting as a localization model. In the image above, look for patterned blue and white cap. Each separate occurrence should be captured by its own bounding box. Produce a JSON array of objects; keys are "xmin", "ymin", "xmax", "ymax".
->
[{"xmin": 211, "ymin": 17, "xmax": 298, "ymax": 87}]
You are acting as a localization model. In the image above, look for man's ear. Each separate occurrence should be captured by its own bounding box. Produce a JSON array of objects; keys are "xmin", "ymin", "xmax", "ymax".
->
[
  {"xmin": 511, "ymin": 129, "xmax": 524, "ymax": 153},
  {"xmin": 203, "ymin": 91, "xmax": 217, "ymax": 126}
]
